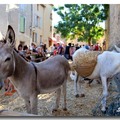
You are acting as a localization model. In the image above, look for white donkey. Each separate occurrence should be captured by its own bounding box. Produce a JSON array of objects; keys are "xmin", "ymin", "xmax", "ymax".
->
[
  {"xmin": 0, "ymin": 25, "xmax": 70, "ymax": 114},
  {"xmin": 71, "ymin": 47, "xmax": 120, "ymax": 113}
]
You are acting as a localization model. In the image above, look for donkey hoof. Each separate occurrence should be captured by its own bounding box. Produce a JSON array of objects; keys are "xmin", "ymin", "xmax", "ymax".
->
[
  {"xmin": 63, "ymin": 108, "xmax": 67, "ymax": 111},
  {"xmin": 101, "ymin": 110, "xmax": 106, "ymax": 114},
  {"xmin": 52, "ymin": 109, "xmax": 58, "ymax": 113},
  {"xmin": 80, "ymin": 94, "xmax": 85, "ymax": 97},
  {"xmin": 101, "ymin": 107, "xmax": 107, "ymax": 114},
  {"xmin": 75, "ymin": 94, "xmax": 79, "ymax": 98}
]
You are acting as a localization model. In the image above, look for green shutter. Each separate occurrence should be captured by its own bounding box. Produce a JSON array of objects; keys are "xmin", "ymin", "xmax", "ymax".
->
[{"xmin": 20, "ymin": 16, "xmax": 25, "ymax": 33}]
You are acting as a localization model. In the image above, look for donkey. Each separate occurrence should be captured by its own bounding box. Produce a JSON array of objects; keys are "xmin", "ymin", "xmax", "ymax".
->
[
  {"xmin": 0, "ymin": 25, "xmax": 70, "ymax": 114},
  {"xmin": 71, "ymin": 47, "xmax": 120, "ymax": 113}
]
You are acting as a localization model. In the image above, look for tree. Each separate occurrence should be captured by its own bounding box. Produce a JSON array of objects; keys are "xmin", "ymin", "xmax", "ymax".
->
[{"xmin": 54, "ymin": 4, "xmax": 109, "ymax": 45}]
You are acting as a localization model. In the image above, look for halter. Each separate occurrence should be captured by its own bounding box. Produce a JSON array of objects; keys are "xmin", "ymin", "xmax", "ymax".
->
[{"xmin": 12, "ymin": 52, "xmax": 16, "ymax": 76}]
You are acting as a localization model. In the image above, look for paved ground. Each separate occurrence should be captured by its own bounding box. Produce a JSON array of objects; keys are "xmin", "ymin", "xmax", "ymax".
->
[{"xmin": 0, "ymin": 75, "xmax": 118, "ymax": 116}]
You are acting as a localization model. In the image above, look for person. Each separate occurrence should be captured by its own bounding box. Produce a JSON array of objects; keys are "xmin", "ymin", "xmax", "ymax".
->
[
  {"xmin": 51, "ymin": 44, "xmax": 56, "ymax": 56},
  {"xmin": 57, "ymin": 43, "xmax": 64, "ymax": 55},
  {"xmin": 94, "ymin": 43, "xmax": 99, "ymax": 51},
  {"xmin": 18, "ymin": 44, "xmax": 23, "ymax": 55},
  {"xmin": 43, "ymin": 44, "xmax": 47, "ymax": 53},
  {"xmin": 30, "ymin": 43, "xmax": 38, "ymax": 61},
  {"xmin": 85, "ymin": 44, "xmax": 90, "ymax": 50},
  {"xmin": 89, "ymin": 44, "xmax": 94, "ymax": 51},
  {"xmin": 75, "ymin": 43, "xmax": 80, "ymax": 51},
  {"xmin": 22, "ymin": 45, "xmax": 31, "ymax": 61},
  {"xmin": 82, "ymin": 44, "xmax": 85, "ymax": 48},
  {"xmin": 30, "ymin": 42, "xmax": 37, "ymax": 51},
  {"xmin": 102, "ymin": 41, "xmax": 106, "ymax": 51},
  {"xmin": 64, "ymin": 43, "xmax": 71, "ymax": 60},
  {"xmin": 53, "ymin": 47, "xmax": 58, "ymax": 56},
  {"xmin": 4, "ymin": 78, "xmax": 16, "ymax": 96},
  {"xmin": 35, "ymin": 45, "xmax": 46, "ymax": 62},
  {"xmin": 69, "ymin": 44, "xmax": 75, "ymax": 61}
]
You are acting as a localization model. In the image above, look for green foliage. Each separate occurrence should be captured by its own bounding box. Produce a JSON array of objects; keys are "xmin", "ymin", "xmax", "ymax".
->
[{"xmin": 53, "ymin": 4, "xmax": 109, "ymax": 44}]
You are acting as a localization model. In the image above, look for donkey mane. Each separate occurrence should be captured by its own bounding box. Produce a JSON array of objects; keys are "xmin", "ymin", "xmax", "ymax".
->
[{"xmin": 13, "ymin": 48, "xmax": 29, "ymax": 62}]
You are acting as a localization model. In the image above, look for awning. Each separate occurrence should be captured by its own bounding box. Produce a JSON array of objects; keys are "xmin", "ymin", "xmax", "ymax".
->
[
  {"xmin": 52, "ymin": 37, "xmax": 57, "ymax": 42},
  {"xmin": 51, "ymin": 37, "xmax": 65, "ymax": 45},
  {"xmin": 60, "ymin": 40, "xmax": 64, "ymax": 44}
]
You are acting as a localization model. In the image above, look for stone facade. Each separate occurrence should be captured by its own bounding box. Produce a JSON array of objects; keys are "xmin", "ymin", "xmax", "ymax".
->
[
  {"xmin": 32, "ymin": 4, "xmax": 53, "ymax": 48},
  {"xmin": 0, "ymin": 4, "xmax": 53, "ymax": 48}
]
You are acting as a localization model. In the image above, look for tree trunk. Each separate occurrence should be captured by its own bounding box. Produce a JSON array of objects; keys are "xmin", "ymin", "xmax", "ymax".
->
[{"xmin": 88, "ymin": 38, "xmax": 91, "ymax": 46}]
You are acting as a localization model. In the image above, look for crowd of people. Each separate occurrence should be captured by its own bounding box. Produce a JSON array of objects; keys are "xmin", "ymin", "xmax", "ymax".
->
[
  {"xmin": 50, "ymin": 42, "xmax": 103, "ymax": 61},
  {"xmin": 17, "ymin": 42, "xmax": 47, "ymax": 62},
  {"xmin": 4, "ymin": 41, "xmax": 104, "ymax": 96}
]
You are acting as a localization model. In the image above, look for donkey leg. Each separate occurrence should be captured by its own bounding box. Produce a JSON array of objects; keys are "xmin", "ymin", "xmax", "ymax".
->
[
  {"xmin": 24, "ymin": 98, "xmax": 31, "ymax": 114},
  {"xmin": 62, "ymin": 81, "xmax": 67, "ymax": 111},
  {"xmin": 74, "ymin": 72, "xmax": 79, "ymax": 97},
  {"xmin": 101, "ymin": 76, "xmax": 108, "ymax": 113},
  {"xmin": 30, "ymin": 93, "xmax": 38, "ymax": 114},
  {"xmin": 78, "ymin": 77, "xmax": 85, "ymax": 97},
  {"xmin": 52, "ymin": 88, "xmax": 61, "ymax": 112}
]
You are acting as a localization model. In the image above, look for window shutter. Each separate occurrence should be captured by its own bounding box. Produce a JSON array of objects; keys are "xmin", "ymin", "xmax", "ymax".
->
[
  {"xmin": 20, "ymin": 16, "xmax": 25, "ymax": 33},
  {"xmin": 35, "ymin": 33, "xmax": 37, "ymax": 42},
  {"xmin": 40, "ymin": 17, "xmax": 42, "ymax": 28}
]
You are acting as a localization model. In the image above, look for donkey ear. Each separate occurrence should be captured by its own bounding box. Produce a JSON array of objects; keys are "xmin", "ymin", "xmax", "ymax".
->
[{"xmin": 5, "ymin": 25, "xmax": 15, "ymax": 46}]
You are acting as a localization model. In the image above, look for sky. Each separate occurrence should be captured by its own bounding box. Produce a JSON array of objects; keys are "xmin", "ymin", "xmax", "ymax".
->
[
  {"xmin": 52, "ymin": 4, "xmax": 105, "ymax": 29},
  {"xmin": 52, "ymin": 4, "xmax": 63, "ymax": 26},
  {"xmin": 52, "ymin": 10, "xmax": 62, "ymax": 26}
]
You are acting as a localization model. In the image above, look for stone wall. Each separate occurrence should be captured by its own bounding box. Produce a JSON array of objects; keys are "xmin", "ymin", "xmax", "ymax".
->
[
  {"xmin": 0, "ymin": 4, "xmax": 53, "ymax": 48},
  {"xmin": 109, "ymin": 4, "xmax": 120, "ymax": 48},
  {"xmin": 0, "ymin": 4, "xmax": 32, "ymax": 48}
]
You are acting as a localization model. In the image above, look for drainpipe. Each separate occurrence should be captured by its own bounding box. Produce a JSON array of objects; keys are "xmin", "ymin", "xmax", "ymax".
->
[{"xmin": 30, "ymin": 4, "xmax": 33, "ymax": 46}]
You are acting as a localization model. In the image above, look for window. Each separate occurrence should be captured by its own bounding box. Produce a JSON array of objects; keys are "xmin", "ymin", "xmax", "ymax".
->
[
  {"xmin": 40, "ymin": 17, "xmax": 42, "ymax": 28},
  {"xmin": 19, "ymin": 16, "xmax": 25, "ymax": 33},
  {"xmin": 53, "ymin": 33, "xmax": 55, "ymax": 37},
  {"xmin": 37, "ymin": 4, "xmax": 39, "ymax": 11},
  {"xmin": 35, "ymin": 15, "xmax": 39, "ymax": 27},
  {"xmin": 50, "ymin": 26, "xmax": 52, "ymax": 32},
  {"xmin": 49, "ymin": 38, "xmax": 52, "ymax": 47},
  {"xmin": 32, "ymin": 32, "xmax": 37, "ymax": 43},
  {"xmin": 35, "ymin": 33, "xmax": 37, "ymax": 43},
  {"xmin": 32, "ymin": 32, "xmax": 35, "ymax": 42},
  {"xmin": 20, "ymin": 41, "xmax": 25, "ymax": 46},
  {"xmin": 40, "ymin": 35, "xmax": 42, "ymax": 44},
  {"xmin": 37, "ymin": 16, "xmax": 39, "ymax": 27},
  {"xmin": 50, "ymin": 13, "xmax": 52, "ymax": 20},
  {"xmin": 41, "ymin": 4, "xmax": 46, "ymax": 7}
]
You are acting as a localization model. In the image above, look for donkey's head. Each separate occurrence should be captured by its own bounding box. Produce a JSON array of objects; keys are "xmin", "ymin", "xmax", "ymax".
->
[{"xmin": 0, "ymin": 25, "xmax": 15, "ymax": 85}]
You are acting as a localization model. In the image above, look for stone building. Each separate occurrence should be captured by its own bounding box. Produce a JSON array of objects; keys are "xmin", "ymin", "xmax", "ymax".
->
[
  {"xmin": 31, "ymin": 4, "xmax": 53, "ymax": 48},
  {"xmin": 0, "ymin": 4, "xmax": 53, "ymax": 48},
  {"xmin": 106, "ymin": 4, "xmax": 120, "ymax": 49}
]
